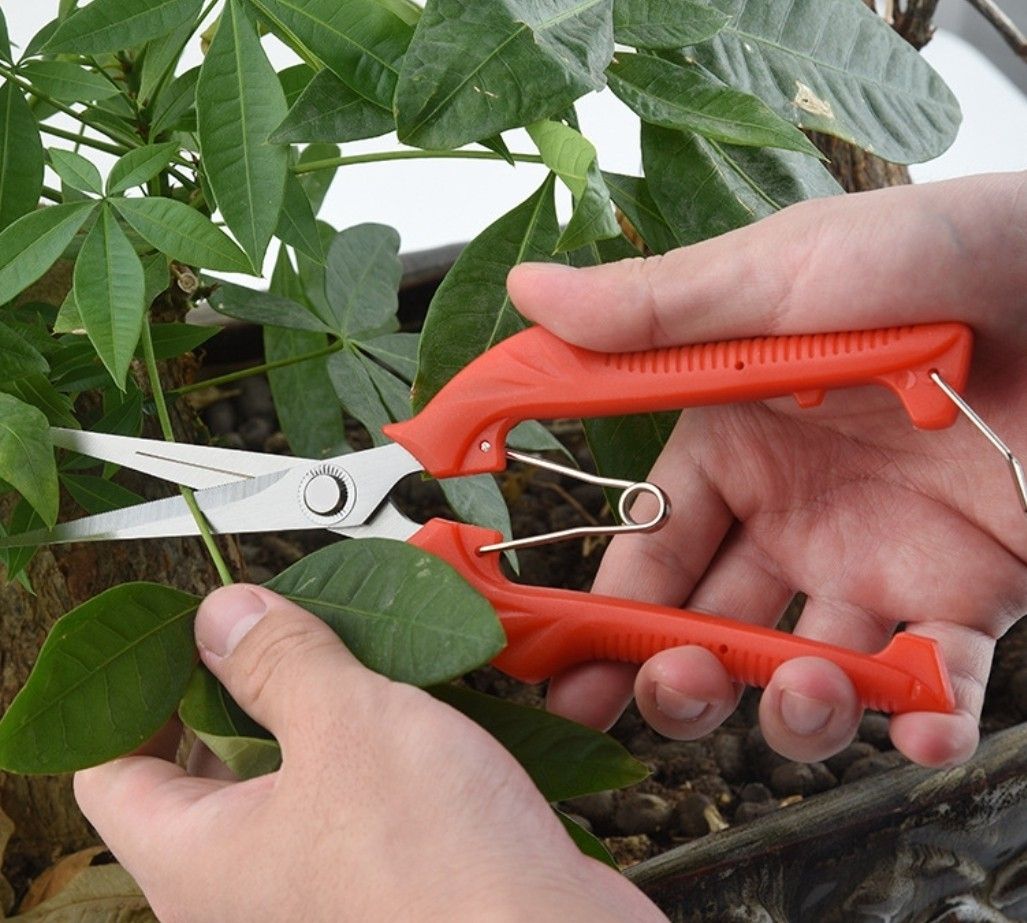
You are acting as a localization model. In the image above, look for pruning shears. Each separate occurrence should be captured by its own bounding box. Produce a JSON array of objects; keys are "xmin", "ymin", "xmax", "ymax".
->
[{"xmin": 5, "ymin": 321, "xmax": 1023, "ymax": 716}]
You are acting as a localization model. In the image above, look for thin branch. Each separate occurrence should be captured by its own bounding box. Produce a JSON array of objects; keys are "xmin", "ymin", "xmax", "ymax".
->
[{"xmin": 966, "ymin": 0, "xmax": 1027, "ymax": 60}]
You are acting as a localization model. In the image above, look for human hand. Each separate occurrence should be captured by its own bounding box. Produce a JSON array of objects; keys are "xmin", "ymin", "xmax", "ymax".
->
[
  {"xmin": 74, "ymin": 585, "xmax": 666, "ymax": 922},
  {"xmin": 508, "ymin": 171, "xmax": 1027, "ymax": 769}
]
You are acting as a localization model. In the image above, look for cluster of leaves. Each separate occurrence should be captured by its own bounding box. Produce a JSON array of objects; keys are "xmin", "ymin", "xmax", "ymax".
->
[{"xmin": 0, "ymin": 0, "xmax": 958, "ymax": 866}]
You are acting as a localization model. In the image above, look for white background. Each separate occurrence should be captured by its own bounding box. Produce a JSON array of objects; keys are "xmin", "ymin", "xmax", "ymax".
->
[{"xmin": 4, "ymin": 3, "xmax": 1026, "ymax": 259}]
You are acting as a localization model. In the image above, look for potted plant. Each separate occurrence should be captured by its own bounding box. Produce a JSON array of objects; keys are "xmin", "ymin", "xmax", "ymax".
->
[{"xmin": 0, "ymin": 0, "xmax": 989, "ymax": 916}]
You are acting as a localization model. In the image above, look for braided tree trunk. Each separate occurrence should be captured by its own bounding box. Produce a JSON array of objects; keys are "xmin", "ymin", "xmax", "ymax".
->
[{"xmin": 0, "ymin": 261, "xmax": 238, "ymax": 900}]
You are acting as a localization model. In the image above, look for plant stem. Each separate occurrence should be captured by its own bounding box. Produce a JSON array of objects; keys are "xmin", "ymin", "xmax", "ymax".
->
[
  {"xmin": 169, "ymin": 338, "xmax": 346, "ymax": 397},
  {"xmin": 291, "ymin": 148, "xmax": 546, "ymax": 175},
  {"xmin": 140, "ymin": 320, "xmax": 234, "ymax": 586},
  {"xmin": 40, "ymin": 185, "xmax": 63, "ymax": 203},
  {"xmin": 40, "ymin": 123, "xmax": 128, "ymax": 156}
]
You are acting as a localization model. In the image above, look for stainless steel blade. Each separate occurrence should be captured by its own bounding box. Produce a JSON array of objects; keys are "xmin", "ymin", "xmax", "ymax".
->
[
  {"xmin": 0, "ymin": 442, "xmax": 423, "ymax": 548},
  {"xmin": 51, "ymin": 428, "xmax": 301, "ymax": 489}
]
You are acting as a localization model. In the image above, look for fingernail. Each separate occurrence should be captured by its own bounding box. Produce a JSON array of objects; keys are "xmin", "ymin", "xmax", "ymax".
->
[
  {"xmin": 780, "ymin": 689, "xmax": 833, "ymax": 736},
  {"xmin": 196, "ymin": 586, "xmax": 268, "ymax": 659},
  {"xmin": 654, "ymin": 683, "xmax": 709, "ymax": 722}
]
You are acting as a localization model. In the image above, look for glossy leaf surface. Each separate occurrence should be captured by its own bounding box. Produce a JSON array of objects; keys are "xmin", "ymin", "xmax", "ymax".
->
[
  {"xmin": 613, "ymin": 0, "xmax": 728, "ymax": 48},
  {"xmin": 266, "ymin": 539, "xmax": 505, "ymax": 686},
  {"xmin": 45, "ymin": 0, "xmax": 204, "ymax": 54},
  {"xmin": 197, "ymin": 0, "xmax": 288, "ymax": 269},
  {"xmin": 608, "ymin": 52, "xmax": 820, "ymax": 155},
  {"xmin": 0, "ymin": 584, "xmax": 199, "ymax": 773},
  {"xmin": 0, "ymin": 82, "xmax": 43, "ymax": 231},
  {"xmin": 73, "ymin": 205, "xmax": 145, "ymax": 388},
  {"xmin": 689, "ymin": 0, "xmax": 960, "ymax": 164},
  {"xmin": 396, "ymin": 0, "xmax": 614, "ymax": 149},
  {"xmin": 0, "ymin": 394, "xmax": 58, "ymax": 527},
  {"xmin": 413, "ymin": 175, "xmax": 562, "ymax": 411}
]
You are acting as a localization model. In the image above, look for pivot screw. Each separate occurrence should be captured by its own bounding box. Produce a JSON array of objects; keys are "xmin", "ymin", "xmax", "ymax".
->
[{"xmin": 303, "ymin": 472, "xmax": 348, "ymax": 517}]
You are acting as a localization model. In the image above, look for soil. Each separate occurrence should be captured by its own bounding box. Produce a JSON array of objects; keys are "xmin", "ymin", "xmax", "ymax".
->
[{"xmin": 193, "ymin": 359, "xmax": 1027, "ymax": 872}]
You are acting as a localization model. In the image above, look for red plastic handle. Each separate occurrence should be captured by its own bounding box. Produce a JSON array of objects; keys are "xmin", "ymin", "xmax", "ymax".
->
[
  {"xmin": 410, "ymin": 520, "xmax": 955, "ymax": 714},
  {"xmin": 387, "ymin": 323, "xmax": 972, "ymax": 477}
]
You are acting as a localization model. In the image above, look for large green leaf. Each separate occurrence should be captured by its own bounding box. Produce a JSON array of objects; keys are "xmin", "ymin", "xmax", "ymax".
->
[
  {"xmin": 438, "ymin": 475, "xmax": 514, "ymax": 553},
  {"xmin": 44, "ymin": 0, "xmax": 204, "ymax": 54},
  {"xmin": 150, "ymin": 66, "xmax": 199, "ymax": 137},
  {"xmin": 361, "ymin": 331, "xmax": 419, "ymax": 382},
  {"xmin": 60, "ymin": 473, "xmax": 144, "ymax": 514},
  {"xmin": 248, "ymin": 0, "xmax": 413, "ymax": 108},
  {"xmin": 322, "ymin": 223, "xmax": 402, "ymax": 339},
  {"xmin": 73, "ymin": 204, "xmax": 146, "ymax": 388},
  {"xmin": 49, "ymin": 148, "xmax": 104, "ymax": 197},
  {"xmin": 432, "ymin": 685, "xmax": 648, "ymax": 800},
  {"xmin": 1, "ymin": 376, "xmax": 77, "ymax": 430},
  {"xmin": 608, "ymin": 52, "xmax": 820, "ymax": 156},
  {"xmin": 326, "ymin": 347, "xmax": 397, "ymax": 445},
  {"xmin": 197, "ymin": 0, "xmax": 288, "ymax": 269},
  {"xmin": 296, "ymin": 143, "xmax": 341, "ymax": 214},
  {"xmin": 0, "ymin": 322, "xmax": 49, "ymax": 382},
  {"xmin": 179, "ymin": 666, "xmax": 281, "ymax": 780},
  {"xmin": 275, "ymin": 172, "xmax": 324, "ymax": 263},
  {"xmin": 412, "ymin": 175, "xmax": 562, "ymax": 411},
  {"xmin": 527, "ymin": 120, "xmax": 620, "ymax": 253},
  {"xmin": 613, "ymin": 0, "xmax": 728, "ymax": 48},
  {"xmin": 603, "ymin": 170, "xmax": 682, "ymax": 254},
  {"xmin": 584, "ymin": 411, "xmax": 678, "ymax": 507},
  {"xmin": 0, "ymin": 583, "xmax": 199, "ymax": 773},
  {"xmin": 0, "ymin": 202, "xmax": 95, "ymax": 308},
  {"xmin": 110, "ymin": 196, "xmax": 251, "ymax": 273},
  {"xmin": 641, "ymin": 122, "xmax": 841, "ymax": 246},
  {"xmin": 206, "ymin": 278, "xmax": 332, "ymax": 333},
  {"xmin": 0, "ymin": 394, "xmax": 58, "ymax": 528},
  {"xmin": 270, "ymin": 68, "xmax": 396, "ymax": 144},
  {"xmin": 265, "ymin": 539, "xmax": 505, "ymax": 686},
  {"xmin": 688, "ymin": 0, "xmax": 961, "ymax": 164},
  {"xmin": 107, "ymin": 142, "xmax": 179, "ymax": 195},
  {"xmin": 395, "ymin": 0, "xmax": 615, "ymax": 149},
  {"xmin": 0, "ymin": 9, "xmax": 11, "ymax": 64},
  {"xmin": 138, "ymin": 18, "xmax": 196, "ymax": 105},
  {"xmin": 0, "ymin": 83, "xmax": 44, "ymax": 232},
  {"xmin": 18, "ymin": 60, "xmax": 122, "ymax": 103}
]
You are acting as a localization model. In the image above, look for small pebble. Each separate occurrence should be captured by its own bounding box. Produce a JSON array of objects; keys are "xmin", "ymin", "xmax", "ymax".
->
[
  {"xmin": 841, "ymin": 750, "xmax": 906, "ymax": 784},
  {"xmin": 739, "ymin": 782, "xmax": 773, "ymax": 803},
  {"xmin": 770, "ymin": 761, "xmax": 815, "ymax": 797},
  {"xmin": 264, "ymin": 431, "xmax": 290, "ymax": 454},
  {"xmin": 807, "ymin": 761, "xmax": 838, "ymax": 794},
  {"xmin": 673, "ymin": 792, "xmax": 715, "ymax": 838},
  {"xmin": 858, "ymin": 713, "xmax": 892, "ymax": 750},
  {"xmin": 563, "ymin": 791, "xmax": 615, "ymax": 829},
  {"xmin": 712, "ymin": 732, "xmax": 747, "ymax": 782},
  {"xmin": 734, "ymin": 801, "xmax": 778, "ymax": 824},
  {"xmin": 203, "ymin": 400, "xmax": 236, "ymax": 435},
  {"xmin": 824, "ymin": 741, "xmax": 878, "ymax": 778},
  {"xmin": 238, "ymin": 377, "xmax": 275, "ymax": 421},
  {"xmin": 613, "ymin": 792, "xmax": 672, "ymax": 836},
  {"xmin": 239, "ymin": 417, "xmax": 273, "ymax": 450},
  {"xmin": 216, "ymin": 432, "xmax": 246, "ymax": 451},
  {"xmin": 1011, "ymin": 667, "xmax": 1027, "ymax": 717},
  {"xmin": 746, "ymin": 725, "xmax": 788, "ymax": 775}
]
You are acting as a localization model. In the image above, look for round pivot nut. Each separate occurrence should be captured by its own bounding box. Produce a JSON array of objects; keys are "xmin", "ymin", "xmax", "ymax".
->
[{"xmin": 298, "ymin": 465, "xmax": 353, "ymax": 524}]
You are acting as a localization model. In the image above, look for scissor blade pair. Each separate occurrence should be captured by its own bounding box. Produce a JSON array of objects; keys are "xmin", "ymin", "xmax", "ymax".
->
[{"xmin": 51, "ymin": 428, "xmax": 300, "ymax": 490}]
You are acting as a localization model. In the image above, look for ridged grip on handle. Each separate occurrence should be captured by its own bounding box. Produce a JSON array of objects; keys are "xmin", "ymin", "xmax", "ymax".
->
[
  {"xmin": 386, "ymin": 323, "xmax": 972, "ymax": 477},
  {"xmin": 410, "ymin": 520, "xmax": 955, "ymax": 714}
]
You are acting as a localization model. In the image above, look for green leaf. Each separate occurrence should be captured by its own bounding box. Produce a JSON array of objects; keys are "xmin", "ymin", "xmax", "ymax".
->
[
  {"xmin": 110, "ymin": 196, "xmax": 251, "ymax": 273},
  {"xmin": 412, "ymin": 175, "xmax": 561, "ymax": 411},
  {"xmin": 60, "ymin": 473, "xmax": 143, "ymax": 514},
  {"xmin": 0, "ymin": 9, "xmax": 11, "ymax": 65},
  {"xmin": 275, "ymin": 172, "xmax": 324, "ymax": 262},
  {"xmin": 438, "ymin": 475, "xmax": 513, "ymax": 551},
  {"xmin": 296, "ymin": 142, "xmax": 340, "ymax": 214},
  {"xmin": 322, "ymin": 223, "xmax": 402, "ymax": 338},
  {"xmin": 689, "ymin": 0, "xmax": 961, "ymax": 164},
  {"xmin": 0, "ymin": 321, "xmax": 49, "ymax": 382},
  {"xmin": 248, "ymin": 0, "xmax": 414, "ymax": 109},
  {"xmin": 607, "ymin": 52, "xmax": 821, "ymax": 156},
  {"xmin": 641, "ymin": 122, "xmax": 841, "ymax": 246},
  {"xmin": 150, "ymin": 65, "xmax": 199, "ymax": 137},
  {"xmin": 197, "ymin": 0, "xmax": 288, "ymax": 269},
  {"xmin": 0, "ymin": 202, "xmax": 95, "ymax": 306},
  {"xmin": 0, "ymin": 82, "xmax": 44, "ymax": 231},
  {"xmin": 144, "ymin": 323, "xmax": 219, "ymax": 360},
  {"xmin": 584, "ymin": 411, "xmax": 677, "ymax": 509},
  {"xmin": 603, "ymin": 171, "xmax": 682, "ymax": 254},
  {"xmin": 73, "ymin": 204, "xmax": 146, "ymax": 388},
  {"xmin": 361, "ymin": 331, "xmax": 420, "ymax": 382},
  {"xmin": 270, "ymin": 67, "xmax": 394, "ymax": 144},
  {"xmin": 613, "ymin": 0, "xmax": 728, "ymax": 48},
  {"xmin": 557, "ymin": 811, "xmax": 618, "ymax": 867},
  {"xmin": 48, "ymin": 148, "xmax": 104, "ymax": 196},
  {"xmin": 18, "ymin": 60, "xmax": 121, "ymax": 103},
  {"xmin": 326, "ymin": 347, "xmax": 397, "ymax": 444},
  {"xmin": 107, "ymin": 142, "xmax": 179, "ymax": 195},
  {"xmin": 432, "ymin": 684, "xmax": 648, "ymax": 800},
  {"xmin": 0, "ymin": 583, "xmax": 199, "ymax": 773},
  {"xmin": 1, "ymin": 376, "xmax": 77, "ymax": 430},
  {"xmin": 0, "ymin": 394, "xmax": 58, "ymax": 527},
  {"xmin": 138, "ymin": 18, "xmax": 196, "ymax": 105},
  {"xmin": 395, "ymin": 0, "xmax": 615, "ymax": 149},
  {"xmin": 265, "ymin": 539, "xmax": 505, "ymax": 686},
  {"xmin": 1, "ymin": 500, "xmax": 43, "ymax": 588},
  {"xmin": 44, "ymin": 0, "xmax": 204, "ymax": 55},
  {"xmin": 527, "ymin": 121, "xmax": 620, "ymax": 252},
  {"xmin": 179, "ymin": 666, "xmax": 281, "ymax": 780},
  {"xmin": 206, "ymin": 278, "xmax": 331, "ymax": 333}
]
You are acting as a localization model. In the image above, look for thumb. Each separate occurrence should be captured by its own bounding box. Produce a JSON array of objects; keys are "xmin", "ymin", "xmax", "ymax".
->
[
  {"xmin": 195, "ymin": 584, "xmax": 380, "ymax": 750},
  {"xmin": 507, "ymin": 175, "xmax": 1013, "ymax": 351}
]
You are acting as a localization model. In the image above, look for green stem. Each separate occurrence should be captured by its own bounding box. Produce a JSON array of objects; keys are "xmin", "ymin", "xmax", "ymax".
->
[
  {"xmin": 291, "ymin": 149, "xmax": 546, "ymax": 175},
  {"xmin": 169, "ymin": 339, "xmax": 346, "ymax": 398},
  {"xmin": 140, "ymin": 320, "xmax": 234, "ymax": 586},
  {"xmin": 40, "ymin": 185, "xmax": 63, "ymax": 203},
  {"xmin": 39, "ymin": 124, "xmax": 129, "ymax": 157}
]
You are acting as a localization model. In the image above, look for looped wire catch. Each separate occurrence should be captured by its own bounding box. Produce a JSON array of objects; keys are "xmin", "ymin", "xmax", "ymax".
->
[{"xmin": 477, "ymin": 450, "xmax": 671, "ymax": 555}]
